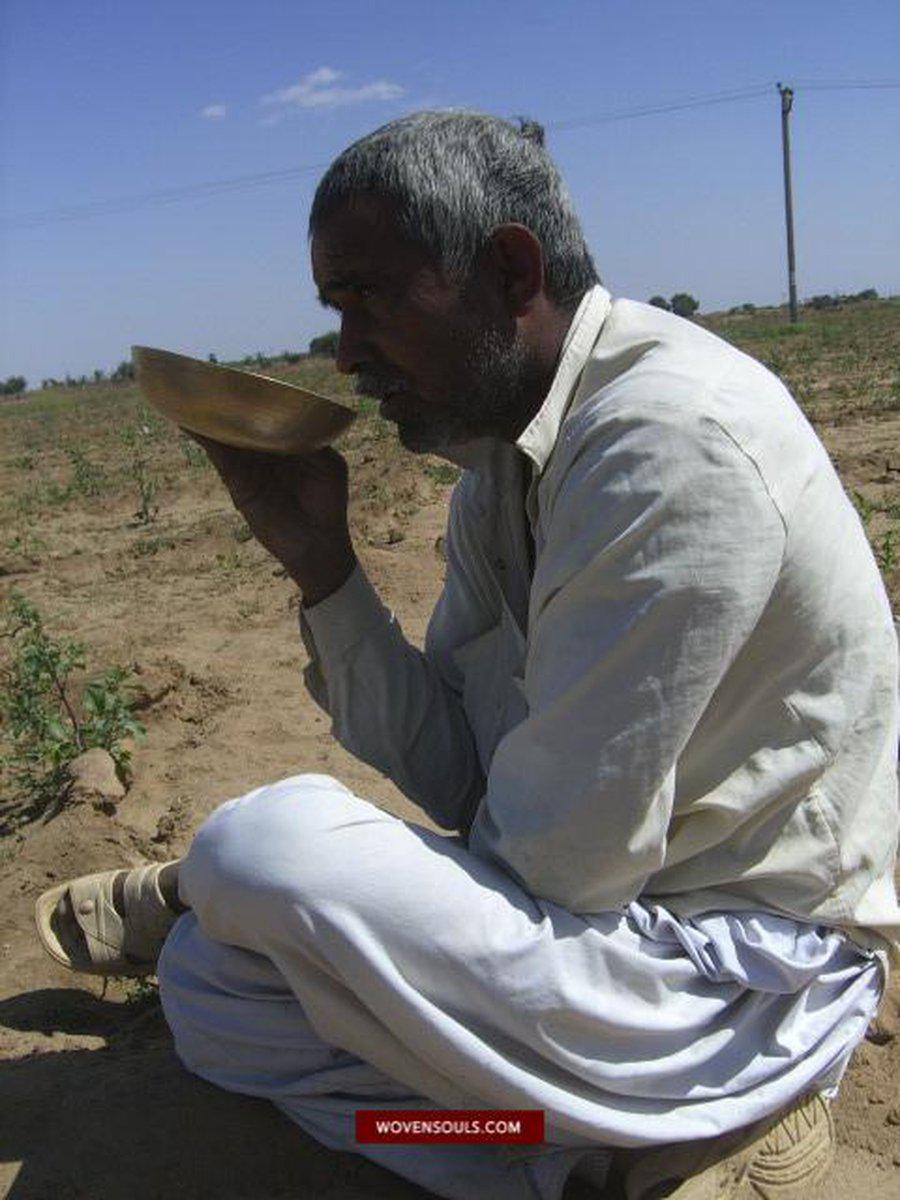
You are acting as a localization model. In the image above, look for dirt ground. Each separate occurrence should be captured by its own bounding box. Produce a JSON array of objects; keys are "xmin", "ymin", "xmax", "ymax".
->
[{"xmin": 1, "ymin": 301, "xmax": 898, "ymax": 1198}]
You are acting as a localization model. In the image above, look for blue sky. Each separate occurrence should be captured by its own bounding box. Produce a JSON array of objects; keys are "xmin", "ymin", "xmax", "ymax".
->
[{"xmin": 1, "ymin": 0, "xmax": 898, "ymax": 385}]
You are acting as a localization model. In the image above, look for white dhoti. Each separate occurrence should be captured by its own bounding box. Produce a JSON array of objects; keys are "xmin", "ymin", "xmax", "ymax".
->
[{"xmin": 157, "ymin": 775, "xmax": 883, "ymax": 1200}]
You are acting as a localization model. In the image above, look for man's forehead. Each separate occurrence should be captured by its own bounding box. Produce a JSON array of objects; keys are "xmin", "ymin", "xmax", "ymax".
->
[{"xmin": 311, "ymin": 195, "xmax": 426, "ymax": 283}]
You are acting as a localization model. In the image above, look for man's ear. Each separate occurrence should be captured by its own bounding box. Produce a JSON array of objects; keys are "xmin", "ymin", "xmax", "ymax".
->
[{"xmin": 486, "ymin": 224, "xmax": 545, "ymax": 315}]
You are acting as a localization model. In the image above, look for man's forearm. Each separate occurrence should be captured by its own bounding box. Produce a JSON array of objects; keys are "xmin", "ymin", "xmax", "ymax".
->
[{"xmin": 300, "ymin": 566, "xmax": 485, "ymax": 832}]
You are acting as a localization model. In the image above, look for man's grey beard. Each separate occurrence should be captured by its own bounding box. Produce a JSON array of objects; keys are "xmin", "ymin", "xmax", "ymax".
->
[{"xmin": 357, "ymin": 325, "xmax": 545, "ymax": 455}]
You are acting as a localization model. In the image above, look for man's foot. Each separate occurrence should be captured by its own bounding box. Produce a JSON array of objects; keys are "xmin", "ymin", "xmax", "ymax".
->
[
  {"xmin": 35, "ymin": 861, "xmax": 184, "ymax": 978},
  {"xmin": 607, "ymin": 1093, "xmax": 835, "ymax": 1199}
]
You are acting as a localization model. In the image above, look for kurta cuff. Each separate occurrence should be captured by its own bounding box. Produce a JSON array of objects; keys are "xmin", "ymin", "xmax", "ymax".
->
[{"xmin": 300, "ymin": 563, "xmax": 393, "ymax": 666}]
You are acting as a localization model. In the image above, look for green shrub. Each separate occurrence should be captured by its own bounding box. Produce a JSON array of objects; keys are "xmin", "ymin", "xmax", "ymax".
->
[{"xmin": 0, "ymin": 593, "xmax": 145, "ymax": 822}]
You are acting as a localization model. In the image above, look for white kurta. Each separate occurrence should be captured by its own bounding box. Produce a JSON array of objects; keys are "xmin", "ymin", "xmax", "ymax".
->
[{"xmin": 159, "ymin": 288, "xmax": 897, "ymax": 1200}]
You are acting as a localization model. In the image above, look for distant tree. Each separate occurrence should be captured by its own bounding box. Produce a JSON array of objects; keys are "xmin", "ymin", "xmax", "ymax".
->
[
  {"xmin": 112, "ymin": 360, "xmax": 135, "ymax": 382},
  {"xmin": 648, "ymin": 295, "xmax": 671, "ymax": 311},
  {"xmin": 807, "ymin": 294, "xmax": 840, "ymax": 311},
  {"xmin": 0, "ymin": 375, "xmax": 27, "ymax": 396},
  {"xmin": 309, "ymin": 330, "xmax": 340, "ymax": 357},
  {"xmin": 670, "ymin": 293, "xmax": 699, "ymax": 319},
  {"xmin": 852, "ymin": 288, "xmax": 878, "ymax": 302},
  {"xmin": 93, "ymin": 369, "xmax": 105, "ymax": 384},
  {"xmin": 208, "ymin": 353, "xmax": 218, "ymax": 364}
]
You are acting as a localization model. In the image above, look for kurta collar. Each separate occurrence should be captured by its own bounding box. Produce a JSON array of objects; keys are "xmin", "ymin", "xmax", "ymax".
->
[{"xmin": 515, "ymin": 285, "xmax": 612, "ymax": 474}]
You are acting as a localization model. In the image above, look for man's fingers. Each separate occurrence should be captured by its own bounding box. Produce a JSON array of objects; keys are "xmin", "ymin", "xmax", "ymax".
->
[
  {"xmin": 183, "ymin": 431, "xmax": 348, "ymax": 515},
  {"xmin": 186, "ymin": 430, "xmax": 342, "ymax": 477},
  {"xmin": 186, "ymin": 431, "xmax": 260, "ymax": 475}
]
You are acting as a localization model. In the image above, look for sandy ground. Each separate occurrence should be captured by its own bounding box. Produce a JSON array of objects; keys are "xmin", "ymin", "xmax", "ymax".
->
[{"xmin": 1, "ymin": 312, "xmax": 898, "ymax": 1197}]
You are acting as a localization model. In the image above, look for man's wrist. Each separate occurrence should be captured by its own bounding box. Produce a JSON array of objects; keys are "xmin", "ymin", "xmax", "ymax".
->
[{"xmin": 290, "ymin": 547, "xmax": 357, "ymax": 609}]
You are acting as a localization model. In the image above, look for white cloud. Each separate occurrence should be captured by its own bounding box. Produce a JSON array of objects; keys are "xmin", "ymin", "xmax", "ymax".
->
[
  {"xmin": 259, "ymin": 67, "xmax": 403, "ymax": 119},
  {"xmin": 200, "ymin": 104, "xmax": 227, "ymax": 120}
]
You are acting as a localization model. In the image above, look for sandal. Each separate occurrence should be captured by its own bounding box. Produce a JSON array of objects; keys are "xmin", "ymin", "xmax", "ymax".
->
[{"xmin": 35, "ymin": 862, "xmax": 180, "ymax": 978}]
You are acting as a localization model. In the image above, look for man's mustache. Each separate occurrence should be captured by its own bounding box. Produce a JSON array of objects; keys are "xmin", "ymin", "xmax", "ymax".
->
[{"xmin": 355, "ymin": 371, "xmax": 410, "ymax": 400}]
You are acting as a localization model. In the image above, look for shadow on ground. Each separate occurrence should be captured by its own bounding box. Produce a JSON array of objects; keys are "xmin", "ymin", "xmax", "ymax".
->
[{"xmin": 0, "ymin": 988, "xmax": 441, "ymax": 1200}]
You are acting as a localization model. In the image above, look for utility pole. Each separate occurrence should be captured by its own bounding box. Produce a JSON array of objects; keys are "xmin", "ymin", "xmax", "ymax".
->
[{"xmin": 777, "ymin": 83, "xmax": 798, "ymax": 323}]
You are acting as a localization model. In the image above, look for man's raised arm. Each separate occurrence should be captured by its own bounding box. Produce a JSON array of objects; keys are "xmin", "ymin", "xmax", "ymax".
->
[{"xmin": 200, "ymin": 436, "xmax": 485, "ymax": 832}]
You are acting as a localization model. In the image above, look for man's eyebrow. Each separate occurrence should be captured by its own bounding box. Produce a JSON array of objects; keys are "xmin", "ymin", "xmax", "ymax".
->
[
  {"xmin": 317, "ymin": 265, "xmax": 386, "ymax": 303},
  {"xmin": 317, "ymin": 275, "xmax": 362, "ymax": 308}
]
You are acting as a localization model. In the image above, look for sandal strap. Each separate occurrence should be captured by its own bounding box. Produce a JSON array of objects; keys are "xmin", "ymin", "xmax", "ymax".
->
[
  {"xmin": 121, "ymin": 863, "xmax": 179, "ymax": 956},
  {"xmin": 67, "ymin": 873, "xmax": 128, "ymax": 969},
  {"xmin": 66, "ymin": 863, "xmax": 178, "ymax": 970}
]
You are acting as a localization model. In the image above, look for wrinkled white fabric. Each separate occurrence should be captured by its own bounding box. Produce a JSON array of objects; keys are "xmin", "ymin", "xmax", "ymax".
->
[
  {"xmin": 302, "ymin": 287, "xmax": 900, "ymax": 952},
  {"xmin": 159, "ymin": 775, "xmax": 881, "ymax": 1200}
]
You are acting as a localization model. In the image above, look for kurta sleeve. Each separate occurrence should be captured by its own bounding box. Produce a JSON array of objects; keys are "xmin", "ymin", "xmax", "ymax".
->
[
  {"xmin": 467, "ymin": 406, "xmax": 787, "ymax": 913},
  {"xmin": 300, "ymin": 539, "xmax": 485, "ymax": 832}
]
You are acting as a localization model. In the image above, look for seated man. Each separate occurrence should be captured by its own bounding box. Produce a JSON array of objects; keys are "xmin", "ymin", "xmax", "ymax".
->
[{"xmin": 37, "ymin": 111, "xmax": 899, "ymax": 1200}]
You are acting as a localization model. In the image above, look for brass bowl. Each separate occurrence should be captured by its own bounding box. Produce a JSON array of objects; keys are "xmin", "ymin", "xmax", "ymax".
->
[{"xmin": 132, "ymin": 346, "xmax": 355, "ymax": 455}]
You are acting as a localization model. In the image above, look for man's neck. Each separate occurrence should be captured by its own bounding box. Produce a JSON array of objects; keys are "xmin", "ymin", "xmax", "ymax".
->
[{"xmin": 505, "ymin": 296, "xmax": 580, "ymax": 443}]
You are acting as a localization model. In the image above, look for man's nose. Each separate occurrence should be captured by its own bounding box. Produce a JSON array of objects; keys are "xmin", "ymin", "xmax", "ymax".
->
[{"xmin": 335, "ymin": 315, "xmax": 366, "ymax": 376}]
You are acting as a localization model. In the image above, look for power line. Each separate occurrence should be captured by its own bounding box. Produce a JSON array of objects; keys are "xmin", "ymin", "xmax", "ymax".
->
[
  {"xmin": 793, "ymin": 78, "xmax": 900, "ymax": 90},
  {"xmin": 546, "ymin": 84, "xmax": 773, "ymax": 131},
  {"xmin": 3, "ymin": 163, "xmax": 327, "ymax": 231},
  {"xmin": 2, "ymin": 79, "xmax": 898, "ymax": 232}
]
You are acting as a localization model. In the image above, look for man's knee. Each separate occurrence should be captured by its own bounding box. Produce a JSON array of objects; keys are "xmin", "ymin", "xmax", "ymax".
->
[{"xmin": 178, "ymin": 773, "xmax": 390, "ymax": 944}]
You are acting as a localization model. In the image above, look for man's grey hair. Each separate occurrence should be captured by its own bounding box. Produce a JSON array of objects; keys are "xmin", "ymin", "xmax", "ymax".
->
[{"xmin": 309, "ymin": 110, "xmax": 599, "ymax": 310}]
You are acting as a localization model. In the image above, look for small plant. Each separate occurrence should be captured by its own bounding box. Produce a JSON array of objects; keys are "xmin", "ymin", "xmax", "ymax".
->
[
  {"xmin": 135, "ymin": 405, "xmax": 166, "ymax": 441},
  {"xmin": 875, "ymin": 528, "xmax": 898, "ymax": 572},
  {"xmin": 423, "ymin": 461, "xmax": 461, "ymax": 486},
  {"xmin": 121, "ymin": 423, "xmax": 159, "ymax": 524},
  {"xmin": 11, "ymin": 479, "xmax": 71, "ymax": 517},
  {"xmin": 179, "ymin": 434, "xmax": 209, "ymax": 469},
  {"xmin": 132, "ymin": 534, "xmax": 175, "ymax": 557},
  {"xmin": 852, "ymin": 490, "xmax": 877, "ymax": 527},
  {"xmin": 5, "ymin": 529, "xmax": 48, "ymax": 561},
  {"xmin": 67, "ymin": 446, "xmax": 108, "ymax": 497},
  {"xmin": 0, "ymin": 593, "xmax": 145, "ymax": 823},
  {"xmin": 213, "ymin": 550, "xmax": 242, "ymax": 575},
  {"xmin": 122, "ymin": 976, "xmax": 160, "ymax": 1004}
]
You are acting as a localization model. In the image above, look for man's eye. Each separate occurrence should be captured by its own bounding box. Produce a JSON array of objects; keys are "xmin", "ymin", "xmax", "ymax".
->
[{"xmin": 355, "ymin": 284, "xmax": 377, "ymax": 300}]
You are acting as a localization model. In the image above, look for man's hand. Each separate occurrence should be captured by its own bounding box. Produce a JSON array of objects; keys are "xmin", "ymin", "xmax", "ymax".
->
[{"xmin": 195, "ymin": 435, "xmax": 357, "ymax": 607}]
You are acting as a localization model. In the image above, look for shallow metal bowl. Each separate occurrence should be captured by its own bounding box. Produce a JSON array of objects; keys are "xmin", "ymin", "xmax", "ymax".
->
[{"xmin": 132, "ymin": 346, "xmax": 355, "ymax": 455}]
